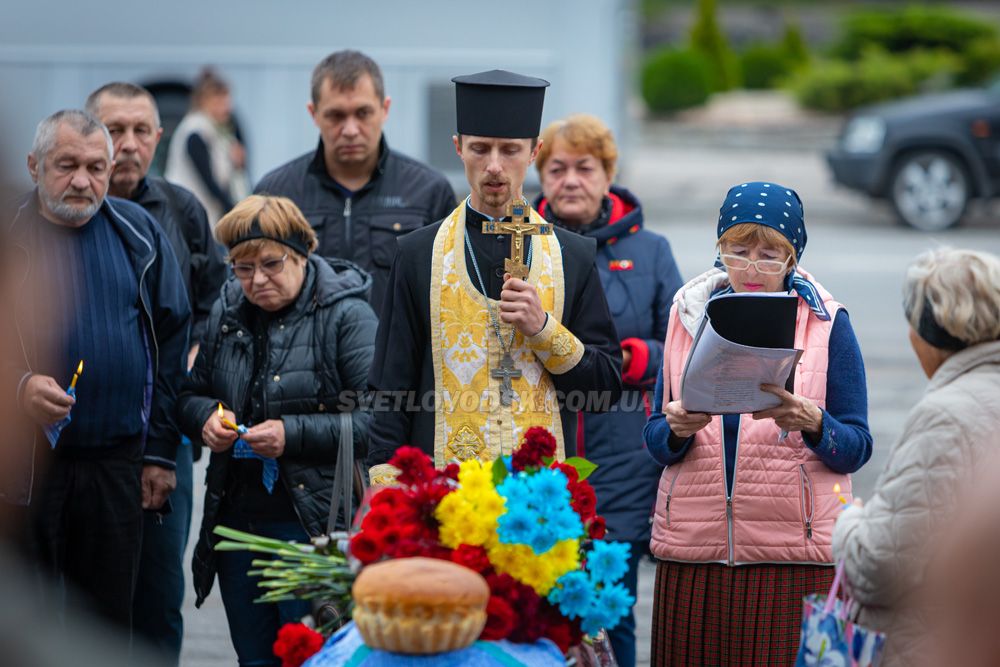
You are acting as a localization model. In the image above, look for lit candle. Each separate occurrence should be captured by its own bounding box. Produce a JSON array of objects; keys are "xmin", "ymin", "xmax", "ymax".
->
[
  {"xmin": 217, "ymin": 403, "xmax": 240, "ymax": 432},
  {"xmin": 69, "ymin": 360, "xmax": 84, "ymax": 390},
  {"xmin": 834, "ymin": 483, "xmax": 849, "ymax": 508}
]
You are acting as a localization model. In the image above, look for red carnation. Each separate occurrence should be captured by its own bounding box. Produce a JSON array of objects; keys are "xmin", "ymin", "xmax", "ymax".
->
[
  {"xmin": 569, "ymin": 481, "xmax": 598, "ymax": 520},
  {"xmin": 543, "ymin": 621, "xmax": 573, "ymax": 654},
  {"xmin": 360, "ymin": 507, "xmax": 392, "ymax": 533},
  {"xmin": 587, "ymin": 516, "xmax": 607, "ymax": 540},
  {"xmin": 551, "ymin": 462, "xmax": 579, "ymax": 483},
  {"xmin": 349, "ymin": 531, "xmax": 383, "ymax": 565},
  {"xmin": 272, "ymin": 622, "xmax": 324, "ymax": 667},
  {"xmin": 451, "ymin": 544, "xmax": 492, "ymax": 575},
  {"xmin": 523, "ymin": 426, "xmax": 557, "ymax": 458},
  {"xmin": 442, "ymin": 462, "xmax": 460, "ymax": 481},
  {"xmin": 389, "ymin": 446, "xmax": 436, "ymax": 485},
  {"xmin": 481, "ymin": 596, "xmax": 517, "ymax": 640}
]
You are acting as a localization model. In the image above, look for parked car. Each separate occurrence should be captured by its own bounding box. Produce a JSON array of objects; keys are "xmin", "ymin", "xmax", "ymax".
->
[{"xmin": 826, "ymin": 80, "xmax": 1000, "ymax": 231}]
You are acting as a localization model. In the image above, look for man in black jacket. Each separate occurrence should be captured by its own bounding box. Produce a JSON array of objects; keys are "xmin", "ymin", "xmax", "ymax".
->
[
  {"xmin": 9, "ymin": 109, "xmax": 190, "ymax": 635},
  {"xmin": 254, "ymin": 50, "xmax": 456, "ymax": 312},
  {"xmin": 86, "ymin": 83, "xmax": 225, "ymax": 664}
]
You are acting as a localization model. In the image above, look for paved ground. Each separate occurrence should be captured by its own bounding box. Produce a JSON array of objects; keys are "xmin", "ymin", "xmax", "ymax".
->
[{"xmin": 180, "ymin": 115, "xmax": 1000, "ymax": 666}]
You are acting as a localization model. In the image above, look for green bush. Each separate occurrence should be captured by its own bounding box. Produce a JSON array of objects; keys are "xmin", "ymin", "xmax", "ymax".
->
[
  {"xmin": 833, "ymin": 7, "xmax": 996, "ymax": 59},
  {"xmin": 958, "ymin": 37, "xmax": 1000, "ymax": 85},
  {"xmin": 790, "ymin": 47, "xmax": 960, "ymax": 112},
  {"xmin": 781, "ymin": 22, "xmax": 811, "ymax": 66},
  {"xmin": 690, "ymin": 0, "xmax": 741, "ymax": 91},
  {"xmin": 741, "ymin": 44, "xmax": 792, "ymax": 90},
  {"xmin": 641, "ymin": 48, "xmax": 713, "ymax": 113}
]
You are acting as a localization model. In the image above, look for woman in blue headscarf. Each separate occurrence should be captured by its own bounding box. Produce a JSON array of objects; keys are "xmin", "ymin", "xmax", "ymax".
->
[{"xmin": 644, "ymin": 182, "xmax": 873, "ymax": 666}]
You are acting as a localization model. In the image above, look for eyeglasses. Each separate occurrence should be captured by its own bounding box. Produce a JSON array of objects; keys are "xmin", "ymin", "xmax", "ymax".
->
[
  {"xmin": 719, "ymin": 253, "xmax": 791, "ymax": 275},
  {"xmin": 232, "ymin": 253, "xmax": 288, "ymax": 280}
]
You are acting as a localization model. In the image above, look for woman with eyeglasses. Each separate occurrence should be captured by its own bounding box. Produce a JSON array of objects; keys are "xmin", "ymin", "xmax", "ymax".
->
[
  {"xmin": 177, "ymin": 194, "xmax": 377, "ymax": 666},
  {"xmin": 643, "ymin": 182, "xmax": 873, "ymax": 666}
]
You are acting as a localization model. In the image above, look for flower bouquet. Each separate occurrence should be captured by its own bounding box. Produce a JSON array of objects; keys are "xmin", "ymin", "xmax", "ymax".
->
[
  {"xmin": 215, "ymin": 427, "xmax": 633, "ymax": 664},
  {"xmin": 348, "ymin": 427, "xmax": 634, "ymax": 655}
]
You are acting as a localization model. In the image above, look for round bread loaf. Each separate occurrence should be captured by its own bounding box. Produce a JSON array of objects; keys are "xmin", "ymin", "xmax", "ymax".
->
[{"xmin": 352, "ymin": 557, "xmax": 490, "ymax": 654}]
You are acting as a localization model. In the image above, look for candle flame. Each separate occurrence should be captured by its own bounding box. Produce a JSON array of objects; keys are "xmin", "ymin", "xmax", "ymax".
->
[
  {"xmin": 833, "ymin": 483, "xmax": 841, "ymax": 494},
  {"xmin": 217, "ymin": 403, "xmax": 224, "ymax": 418},
  {"xmin": 76, "ymin": 360, "xmax": 84, "ymax": 374}
]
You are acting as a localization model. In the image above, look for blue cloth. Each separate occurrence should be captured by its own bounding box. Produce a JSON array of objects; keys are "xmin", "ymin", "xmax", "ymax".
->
[
  {"xmin": 216, "ymin": 516, "xmax": 311, "ymax": 666},
  {"xmin": 133, "ymin": 440, "xmax": 194, "ymax": 664},
  {"xmin": 644, "ymin": 310, "xmax": 872, "ymax": 476},
  {"xmin": 717, "ymin": 181, "xmax": 807, "ymax": 259},
  {"xmin": 34, "ymin": 210, "xmax": 147, "ymax": 447},
  {"xmin": 42, "ymin": 386, "xmax": 75, "ymax": 448},
  {"xmin": 303, "ymin": 622, "xmax": 564, "ymax": 667},
  {"xmin": 231, "ymin": 435, "xmax": 279, "ymax": 494}
]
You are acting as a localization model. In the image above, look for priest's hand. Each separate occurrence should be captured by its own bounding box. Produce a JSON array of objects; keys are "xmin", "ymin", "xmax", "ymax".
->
[
  {"xmin": 142, "ymin": 464, "xmax": 176, "ymax": 510},
  {"xmin": 21, "ymin": 374, "xmax": 75, "ymax": 425},
  {"xmin": 664, "ymin": 400, "xmax": 712, "ymax": 438},
  {"xmin": 753, "ymin": 384, "xmax": 823, "ymax": 438},
  {"xmin": 500, "ymin": 274, "xmax": 547, "ymax": 337},
  {"xmin": 202, "ymin": 408, "xmax": 238, "ymax": 453},
  {"xmin": 243, "ymin": 419, "xmax": 286, "ymax": 459}
]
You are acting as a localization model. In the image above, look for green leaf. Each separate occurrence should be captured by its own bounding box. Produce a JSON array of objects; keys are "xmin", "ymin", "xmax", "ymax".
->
[
  {"xmin": 562, "ymin": 457, "xmax": 598, "ymax": 482},
  {"xmin": 492, "ymin": 456, "xmax": 508, "ymax": 485}
]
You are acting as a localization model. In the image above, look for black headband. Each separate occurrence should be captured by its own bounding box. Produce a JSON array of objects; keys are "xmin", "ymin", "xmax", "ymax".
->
[
  {"xmin": 912, "ymin": 297, "xmax": 968, "ymax": 351},
  {"xmin": 228, "ymin": 218, "xmax": 311, "ymax": 257}
]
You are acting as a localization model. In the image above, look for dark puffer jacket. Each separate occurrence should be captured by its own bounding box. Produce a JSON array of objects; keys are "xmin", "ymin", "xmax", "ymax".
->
[
  {"xmin": 178, "ymin": 255, "xmax": 377, "ymax": 607},
  {"xmin": 538, "ymin": 186, "xmax": 683, "ymax": 543}
]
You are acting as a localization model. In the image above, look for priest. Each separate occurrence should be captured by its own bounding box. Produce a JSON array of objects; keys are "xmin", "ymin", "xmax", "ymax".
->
[{"xmin": 366, "ymin": 70, "xmax": 622, "ymax": 483}]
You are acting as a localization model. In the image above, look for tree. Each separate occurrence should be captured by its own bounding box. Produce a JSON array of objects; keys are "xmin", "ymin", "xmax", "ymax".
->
[{"xmin": 689, "ymin": 0, "xmax": 740, "ymax": 91}]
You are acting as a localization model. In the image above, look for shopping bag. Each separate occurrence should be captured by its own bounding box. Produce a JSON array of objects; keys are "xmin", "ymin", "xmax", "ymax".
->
[{"xmin": 794, "ymin": 562, "xmax": 886, "ymax": 667}]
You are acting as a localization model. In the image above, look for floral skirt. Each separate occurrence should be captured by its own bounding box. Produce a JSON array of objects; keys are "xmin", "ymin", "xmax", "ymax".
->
[{"xmin": 651, "ymin": 560, "xmax": 834, "ymax": 667}]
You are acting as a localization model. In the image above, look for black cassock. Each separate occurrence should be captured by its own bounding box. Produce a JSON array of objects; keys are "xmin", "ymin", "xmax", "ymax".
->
[{"xmin": 366, "ymin": 202, "xmax": 623, "ymax": 467}]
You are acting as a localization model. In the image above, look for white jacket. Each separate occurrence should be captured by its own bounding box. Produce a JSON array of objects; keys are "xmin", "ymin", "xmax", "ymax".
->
[{"xmin": 833, "ymin": 340, "xmax": 1000, "ymax": 667}]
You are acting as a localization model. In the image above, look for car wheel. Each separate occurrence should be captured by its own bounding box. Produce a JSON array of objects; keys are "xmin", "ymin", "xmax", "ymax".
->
[{"xmin": 889, "ymin": 151, "xmax": 970, "ymax": 231}]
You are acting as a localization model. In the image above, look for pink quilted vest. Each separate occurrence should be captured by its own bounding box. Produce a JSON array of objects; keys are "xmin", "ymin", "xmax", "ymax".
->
[{"xmin": 649, "ymin": 270, "xmax": 852, "ymax": 565}]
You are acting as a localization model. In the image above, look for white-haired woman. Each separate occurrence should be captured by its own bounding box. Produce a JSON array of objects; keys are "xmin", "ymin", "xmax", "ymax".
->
[{"xmin": 834, "ymin": 247, "xmax": 1000, "ymax": 667}]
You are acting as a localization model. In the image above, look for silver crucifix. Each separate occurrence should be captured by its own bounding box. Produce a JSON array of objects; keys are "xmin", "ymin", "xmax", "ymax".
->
[{"xmin": 491, "ymin": 352, "xmax": 522, "ymax": 406}]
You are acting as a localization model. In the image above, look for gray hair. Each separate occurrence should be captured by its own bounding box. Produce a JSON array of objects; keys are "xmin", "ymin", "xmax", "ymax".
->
[
  {"xmin": 31, "ymin": 109, "xmax": 113, "ymax": 162},
  {"xmin": 311, "ymin": 50, "xmax": 385, "ymax": 105},
  {"xmin": 85, "ymin": 82, "xmax": 161, "ymax": 128},
  {"xmin": 904, "ymin": 247, "xmax": 1000, "ymax": 346}
]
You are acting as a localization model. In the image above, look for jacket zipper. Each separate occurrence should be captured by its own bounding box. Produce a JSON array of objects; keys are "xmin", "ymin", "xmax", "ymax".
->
[
  {"xmin": 721, "ymin": 416, "xmax": 741, "ymax": 566},
  {"xmin": 343, "ymin": 197, "xmax": 353, "ymax": 261},
  {"xmin": 665, "ymin": 469, "xmax": 682, "ymax": 527},
  {"xmin": 799, "ymin": 464, "xmax": 815, "ymax": 539}
]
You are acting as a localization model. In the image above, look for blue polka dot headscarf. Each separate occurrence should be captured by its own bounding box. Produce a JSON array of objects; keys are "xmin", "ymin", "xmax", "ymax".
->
[
  {"xmin": 714, "ymin": 181, "xmax": 830, "ymax": 321},
  {"xmin": 717, "ymin": 181, "xmax": 807, "ymax": 260}
]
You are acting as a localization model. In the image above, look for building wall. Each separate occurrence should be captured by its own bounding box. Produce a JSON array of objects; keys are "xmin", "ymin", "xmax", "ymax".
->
[{"xmin": 0, "ymin": 0, "xmax": 632, "ymax": 190}]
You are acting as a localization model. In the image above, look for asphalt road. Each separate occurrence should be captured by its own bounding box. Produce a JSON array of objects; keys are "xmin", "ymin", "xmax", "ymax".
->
[{"xmin": 180, "ymin": 140, "xmax": 1000, "ymax": 667}]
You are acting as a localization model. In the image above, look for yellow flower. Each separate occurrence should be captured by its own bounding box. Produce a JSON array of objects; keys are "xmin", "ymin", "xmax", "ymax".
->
[{"xmin": 488, "ymin": 539, "xmax": 580, "ymax": 595}]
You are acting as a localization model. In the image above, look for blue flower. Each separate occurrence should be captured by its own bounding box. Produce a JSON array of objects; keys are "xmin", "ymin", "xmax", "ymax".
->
[
  {"xmin": 587, "ymin": 541, "xmax": 631, "ymax": 585},
  {"xmin": 498, "ymin": 474, "xmax": 531, "ymax": 506},
  {"xmin": 543, "ymin": 505, "xmax": 584, "ymax": 541},
  {"xmin": 530, "ymin": 528, "xmax": 558, "ymax": 555},
  {"xmin": 581, "ymin": 614, "xmax": 606, "ymax": 638},
  {"xmin": 595, "ymin": 583, "xmax": 634, "ymax": 627},
  {"xmin": 549, "ymin": 571, "xmax": 592, "ymax": 619},
  {"xmin": 529, "ymin": 468, "xmax": 571, "ymax": 507},
  {"xmin": 497, "ymin": 506, "xmax": 538, "ymax": 545}
]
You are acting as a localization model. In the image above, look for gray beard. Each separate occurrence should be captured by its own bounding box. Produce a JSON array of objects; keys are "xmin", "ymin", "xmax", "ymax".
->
[{"xmin": 40, "ymin": 189, "xmax": 102, "ymax": 225}]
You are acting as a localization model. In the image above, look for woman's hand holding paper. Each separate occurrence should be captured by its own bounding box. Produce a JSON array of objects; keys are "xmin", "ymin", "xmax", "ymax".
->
[
  {"xmin": 664, "ymin": 400, "xmax": 712, "ymax": 438},
  {"xmin": 753, "ymin": 384, "xmax": 823, "ymax": 438}
]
